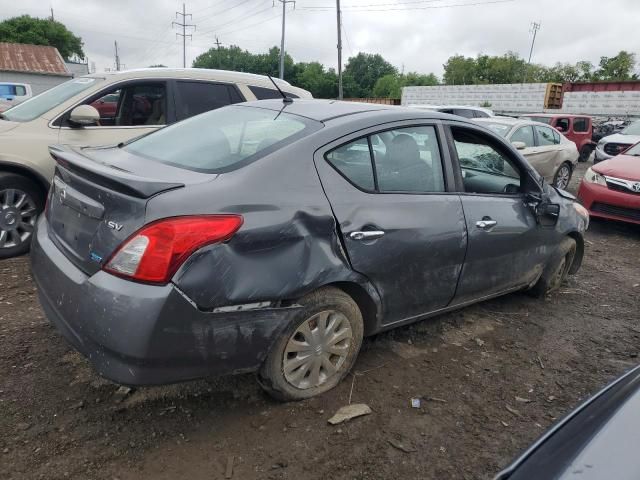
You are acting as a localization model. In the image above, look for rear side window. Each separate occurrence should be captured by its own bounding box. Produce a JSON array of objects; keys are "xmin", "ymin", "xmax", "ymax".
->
[
  {"xmin": 176, "ymin": 81, "xmax": 242, "ymax": 120},
  {"xmin": 535, "ymin": 125, "xmax": 558, "ymax": 146},
  {"xmin": 15, "ymin": 85, "xmax": 26, "ymax": 95},
  {"xmin": 249, "ymin": 85, "xmax": 299, "ymax": 100},
  {"xmin": 511, "ymin": 126, "xmax": 535, "ymax": 147},
  {"xmin": 573, "ymin": 117, "xmax": 589, "ymax": 132},
  {"xmin": 325, "ymin": 125, "xmax": 445, "ymax": 193},
  {"xmin": 125, "ymin": 105, "xmax": 321, "ymax": 173},
  {"xmin": 472, "ymin": 110, "xmax": 490, "ymax": 118},
  {"xmin": 325, "ymin": 138, "xmax": 375, "ymax": 190},
  {"xmin": 453, "ymin": 109, "xmax": 475, "ymax": 118}
]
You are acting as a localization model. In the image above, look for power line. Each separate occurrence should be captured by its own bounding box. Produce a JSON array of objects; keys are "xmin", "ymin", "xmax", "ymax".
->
[
  {"xmin": 196, "ymin": 0, "xmax": 257, "ymax": 27},
  {"xmin": 298, "ymin": 0, "xmax": 515, "ymax": 12},
  {"xmin": 275, "ymin": 0, "xmax": 296, "ymax": 79},
  {"xmin": 197, "ymin": 5, "xmax": 273, "ymax": 37},
  {"xmin": 173, "ymin": 3, "xmax": 196, "ymax": 68}
]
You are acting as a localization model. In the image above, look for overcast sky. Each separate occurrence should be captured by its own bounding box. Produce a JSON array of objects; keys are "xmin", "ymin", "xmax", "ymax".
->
[{"xmin": 4, "ymin": 0, "xmax": 640, "ymax": 77}]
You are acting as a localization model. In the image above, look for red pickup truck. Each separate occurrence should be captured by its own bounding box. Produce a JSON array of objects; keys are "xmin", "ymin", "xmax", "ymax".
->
[{"xmin": 521, "ymin": 114, "xmax": 595, "ymax": 162}]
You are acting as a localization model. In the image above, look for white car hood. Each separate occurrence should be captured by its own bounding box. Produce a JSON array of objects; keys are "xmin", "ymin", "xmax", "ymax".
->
[{"xmin": 600, "ymin": 133, "xmax": 640, "ymax": 145}]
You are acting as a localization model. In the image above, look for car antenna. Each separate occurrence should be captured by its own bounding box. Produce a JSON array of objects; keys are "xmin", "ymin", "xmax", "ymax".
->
[{"xmin": 267, "ymin": 75, "xmax": 293, "ymax": 104}]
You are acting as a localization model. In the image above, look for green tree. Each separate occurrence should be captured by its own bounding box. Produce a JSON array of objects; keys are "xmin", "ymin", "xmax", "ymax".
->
[
  {"xmin": 343, "ymin": 52, "xmax": 397, "ymax": 97},
  {"xmin": 0, "ymin": 15, "xmax": 83, "ymax": 60},
  {"xmin": 192, "ymin": 45, "xmax": 296, "ymax": 81},
  {"xmin": 442, "ymin": 55, "xmax": 477, "ymax": 85},
  {"xmin": 373, "ymin": 72, "xmax": 439, "ymax": 99},
  {"xmin": 594, "ymin": 51, "xmax": 637, "ymax": 81},
  {"xmin": 294, "ymin": 62, "xmax": 337, "ymax": 98}
]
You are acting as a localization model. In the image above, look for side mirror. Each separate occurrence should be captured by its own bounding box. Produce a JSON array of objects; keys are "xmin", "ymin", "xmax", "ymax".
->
[
  {"xmin": 536, "ymin": 201, "xmax": 560, "ymax": 227},
  {"xmin": 512, "ymin": 141, "xmax": 526, "ymax": 150},
  {"xmin": 69, "ymin": 105, "xmax": 100, "ymax": 126}
]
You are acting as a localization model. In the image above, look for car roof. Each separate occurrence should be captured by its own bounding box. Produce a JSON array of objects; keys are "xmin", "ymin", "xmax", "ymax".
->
[
  {"xmin": 475, "ymin": 116, "xmax": 553, "ymax": 129},
  {"xmin": 408, "ymin": 104, "xmax": 491, "ymax": 111},
  {"xmin": 521, "ymin": 113, "xmax": 589, "ymax": 118},
  {"xmin": 81, "ymin": 68, "xmax": 309, "ymax": 95},
  {"xmin": 238, "ymin": 99, "xmax": 459, "ymax": 123}
]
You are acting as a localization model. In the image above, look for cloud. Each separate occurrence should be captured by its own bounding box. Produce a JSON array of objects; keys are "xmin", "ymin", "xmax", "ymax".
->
[{"xmin": 3, "ymin": 0, "xmax": 638, "ymax": 78}]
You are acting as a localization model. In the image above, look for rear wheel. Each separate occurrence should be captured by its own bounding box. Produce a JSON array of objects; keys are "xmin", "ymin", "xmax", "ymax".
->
[
  {"xmin": 0, "ymin": 173, "xmax": 44, "ymax": 258},
  {"xmin": 258, "ymin": 287, "xmax": 364, "ymax": 401},
  {"xmin": 528, "ymin": 237, "xmax": 576, "ymax": 298},
  {"xmin": 553, "ymin": 163, "xmax": 572, "ymax": 190},
  {"xmin": 578, "ymin": 145, "xmax": 593, "ymax": 163}
]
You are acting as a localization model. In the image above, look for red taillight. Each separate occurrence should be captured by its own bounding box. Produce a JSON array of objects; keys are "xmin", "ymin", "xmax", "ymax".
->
[{"xmin": 103, "ymin": 215, "xmax": 243, "ymax": 284}]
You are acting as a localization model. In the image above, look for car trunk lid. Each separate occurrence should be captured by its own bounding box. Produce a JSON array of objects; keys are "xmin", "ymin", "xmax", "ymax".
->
[{"xmin": 47, "ymin": 145, "xmax": 215, "ymax": 275}]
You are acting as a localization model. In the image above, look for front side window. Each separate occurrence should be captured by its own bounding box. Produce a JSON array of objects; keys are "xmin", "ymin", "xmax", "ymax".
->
[
  {"xmin": 511, "ymin": 126, "xmax": 535, "ymax": 147},
  {"xmin": 452, "ymin": 127, "xmax": 521, "ymax": 195},
  {"xmin": 573, "ymin": 117, "xmax": 588, "ymax": 133},
  {"xmin": 75, "ymin": 82, "xmax": 166, "ymax": 127},
  {"xmin": 535, "ymin": 125, "xmax": 558, "ymax": 146},
  {"xmin": 176, "ymin": 81, "xmax": 243, "ymax": 120},
  {"xmin": 556, "ymin": 118, "xmax": 570, "ymax": 131},
  {"xmin": 2, "ymin": 77, "xmax": 98, "ymax": 122},
  {"xmin": 125, "ymin": 105, "xmax": 320, "ymax": 173},
  {"xmin": 0, "ymin": 85, "xmax": 16, "ymax": 96},
  {"xmin": 326, "ymin": 125, "xmax": 445, "ymax": 193}
]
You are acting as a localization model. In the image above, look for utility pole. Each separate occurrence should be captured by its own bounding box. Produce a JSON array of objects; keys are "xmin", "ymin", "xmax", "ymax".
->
[
  {"xmin": 336, "ymin": 0, "xmax": 343, "ymax": 99},
  {"xmin": 50, "ymin": 7, "xmax": 54, "ymax": 21},
  {"xmin": 275, "ymin": 0, "xmax": 295, "ymax": 79},
  {"xmin": 114, "ymin": 41, "xmax": 121, "ymax": 71},
  {"xmin": 528, "ymin": 21, "xmax": 541, "ymax": 64},
  {"xmin": 173, "ymin": 3, "xmax": 195, "ymax": 68},
  {"xmin": 214, "ymin": 36, "xmax": 222, "ymax": 50}
]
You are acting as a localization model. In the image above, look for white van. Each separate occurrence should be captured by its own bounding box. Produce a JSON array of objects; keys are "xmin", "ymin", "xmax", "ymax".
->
[
  {"xmin": 0, "ymin": 68, "xmax": 311, "ymax": 257},
  {"xmin": 0, "ymin": 82, "xmax": 32, "ymax": 109}
]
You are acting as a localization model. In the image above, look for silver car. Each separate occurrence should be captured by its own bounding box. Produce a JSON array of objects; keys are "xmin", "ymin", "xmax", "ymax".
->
[{"xmin": 475, "ymin": 117, "xmax": 579, "ymax": 190}]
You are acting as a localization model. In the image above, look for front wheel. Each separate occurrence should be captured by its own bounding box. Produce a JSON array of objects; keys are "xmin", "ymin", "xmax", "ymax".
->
[
  {"xmin": 0, "ymin": 173, "xmax": 44, "ymax": 259},
  {"xmin": 528, "ymin": 238, "xmax": 576, "ymax": 298},
  {"xmin": 258, "ymin": 287, "xmax": 364, "ymax": 401},
  {"xmin": 553, "ymin": 163, "xmax": 572, "ymax": 190}
]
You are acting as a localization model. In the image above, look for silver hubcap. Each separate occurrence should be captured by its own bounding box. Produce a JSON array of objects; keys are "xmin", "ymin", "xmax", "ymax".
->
[
  {"xmin": 555, "ymin": 166, "xmax": 570, "ymax": 189},
  {"xmin": 0, "ymin": 188, "xmax": 37, "ymax": 249},
  {"xmin": 283, "ymin": 310, "xmax": 353, "ymax": 390}
]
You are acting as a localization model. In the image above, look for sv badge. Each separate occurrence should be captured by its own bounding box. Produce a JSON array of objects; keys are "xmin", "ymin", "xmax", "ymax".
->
[{"xmin": 106, "ymin": 220, "xmax": 123, "ymax": 231}]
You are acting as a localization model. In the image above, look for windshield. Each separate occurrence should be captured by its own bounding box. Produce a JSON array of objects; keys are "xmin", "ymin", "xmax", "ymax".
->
[
  {"xmin": 481, "ymin": 122, "xmax": 511, "ymax": 137},
  {"xmin": 624, "ymin": 142, "xmax": 640, "ymax": 156},
  {"xmin": 125, "ymin": 105, "xmax": 322, "ymax": 173},
  {"xmin": 2, "ymin": 77, "xmax": 98, "ymax": 122},
  {"xmin": 621, "ymin": 120, "xmax": 640, "ymax": 136}
]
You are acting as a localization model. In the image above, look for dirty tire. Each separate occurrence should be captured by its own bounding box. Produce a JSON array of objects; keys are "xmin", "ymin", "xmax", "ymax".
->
[
  {"xmin": 0, "ymin": 173, "xmax": 45, "ymax": 259},
  {"xmin": 528, "ymin": 237, "xmax": 576, "ymax": 298},
  {"xmin": 553, "ymin": 162, "xmax": 573, "ymax": 190},
  {"xmin": 578, "ymin": 145, "xmax": 592, "ymax": 163},
  {"xmin": 258, "ymin": 287, "xmax": 364, "ymax": 401}
]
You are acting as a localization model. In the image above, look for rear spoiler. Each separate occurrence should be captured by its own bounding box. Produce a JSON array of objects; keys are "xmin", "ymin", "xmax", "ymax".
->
[{"xmin": 49, "ymin": 145, "xmax": 184, "ymax": 199}]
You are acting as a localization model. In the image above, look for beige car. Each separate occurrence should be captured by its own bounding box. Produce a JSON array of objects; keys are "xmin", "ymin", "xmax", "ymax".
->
[
  {"xmin": 475, "ymin": 117, "xmax": 579, "ymax": 189},
  {"xmin": 0, "ymin": 68, "xmax": 311, "ymax": 257}
]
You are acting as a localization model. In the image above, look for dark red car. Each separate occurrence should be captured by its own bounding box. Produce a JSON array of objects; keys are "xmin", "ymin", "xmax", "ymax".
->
[
  {"xmin": 522, "ymin": 114, "xmax": 595, "ymax": 163},
  {"xmin": 578, "ymin": 142, "xmax": 640, "ymax": 225}
]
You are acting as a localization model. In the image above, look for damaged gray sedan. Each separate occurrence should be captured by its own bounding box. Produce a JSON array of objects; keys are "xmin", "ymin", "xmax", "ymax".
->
[{"xmin": 31, "ymin": 99, "xmax": 589, "ymax": 400}]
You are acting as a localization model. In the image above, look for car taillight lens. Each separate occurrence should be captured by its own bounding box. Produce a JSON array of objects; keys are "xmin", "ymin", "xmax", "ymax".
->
[{"xmin": 103, "ymin": 215, "xmax": 243, "ymax": 284}]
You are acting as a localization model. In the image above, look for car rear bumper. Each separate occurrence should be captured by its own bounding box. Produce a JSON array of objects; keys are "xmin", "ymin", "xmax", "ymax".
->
[
  {"xmin": 30, "ymin": 216, "xmax": 301, "ymax": 386},
  {"xmin": 577, "ymin": 181, "xmax": 640, "ymax": 225}
]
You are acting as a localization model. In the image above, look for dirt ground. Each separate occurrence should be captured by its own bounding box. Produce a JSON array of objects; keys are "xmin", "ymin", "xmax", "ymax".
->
[{"xmin": 1, "ymin": 161, "xmax": 639, "ymax": 480}]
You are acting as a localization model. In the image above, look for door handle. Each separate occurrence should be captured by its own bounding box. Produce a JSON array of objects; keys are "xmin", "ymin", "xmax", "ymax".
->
[
  {"xmin": 476, "ymin": 220, "xmax": 497, "ymax": 230},
  {"xmin": 349, "ymin": 230, "xmax": 385, "ymax": 241}
]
